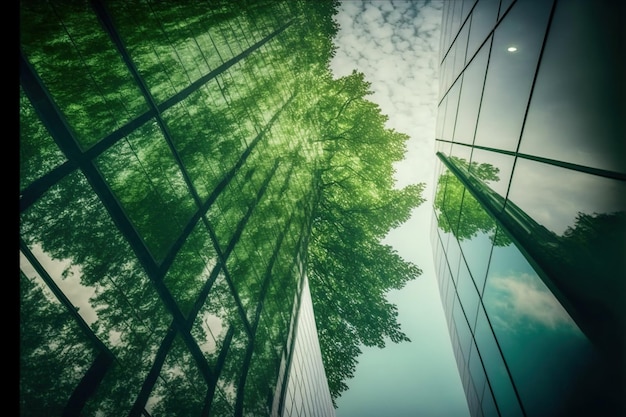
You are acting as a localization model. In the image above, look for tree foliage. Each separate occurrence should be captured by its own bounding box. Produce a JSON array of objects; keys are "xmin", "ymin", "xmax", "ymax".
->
[{"xmin": 306, "ymin": 70, "xmax": 425, "ymax": 402}]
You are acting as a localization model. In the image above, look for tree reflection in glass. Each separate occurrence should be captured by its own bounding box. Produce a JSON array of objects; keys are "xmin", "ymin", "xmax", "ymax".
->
[
  {"xmin": 434, "ymin": 156, "xmax": 510, "ymax": 247},
  {"xmin": 482, "ymin": 226, "xmax": 604, "ymax": 417},
  {"xmin": 434, "ymin": 155, "xmax": 625, "ymax": 414},
  {"xmin": 19, "ymin": 270, "xmax": 98, "ymax": 416}
]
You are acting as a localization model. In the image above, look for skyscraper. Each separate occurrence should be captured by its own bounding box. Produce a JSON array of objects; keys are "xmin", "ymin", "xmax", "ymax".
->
[
  {"xmin": 19, "ymin": 1, "xmax": 335, "ymax": 416},
  {"xmin": 431, "ymin": 0, "xmax": 625, "ymax": 415}
]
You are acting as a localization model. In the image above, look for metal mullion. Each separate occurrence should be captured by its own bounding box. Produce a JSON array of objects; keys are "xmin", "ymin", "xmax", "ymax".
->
[
  {"xmin": 435, "ymin": 139, "xmax": 626, "ymax": 181},
  {"xmin": 20, "ymin": 51, "xmax": 159, "ymax": 275}
]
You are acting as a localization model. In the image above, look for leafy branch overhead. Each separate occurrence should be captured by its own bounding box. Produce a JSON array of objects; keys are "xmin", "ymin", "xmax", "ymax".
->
[{"xmin": 304, "ymin": 41, "xmax": 425, "ymax": 401}]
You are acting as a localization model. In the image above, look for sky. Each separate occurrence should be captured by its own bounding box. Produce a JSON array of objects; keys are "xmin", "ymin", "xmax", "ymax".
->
[{"xmin": 328, "ymin": 1, "xmax": 471, "ymax": 416}]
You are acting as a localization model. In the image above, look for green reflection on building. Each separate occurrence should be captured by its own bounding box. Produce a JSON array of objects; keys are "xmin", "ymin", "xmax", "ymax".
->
[
  {"xmin": 432, "ymin": 0, "xmax": 625, "ymax": 415},
  {"xmin": 19, "ymin": 1, "xmax": 334, "ymax": 416}
]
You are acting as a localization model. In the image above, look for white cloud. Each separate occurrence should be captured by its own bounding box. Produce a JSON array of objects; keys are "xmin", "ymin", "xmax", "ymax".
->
[
  {"xmin": 360, "ymin": 3, "xmax": 384, "ymax": 24},
  {"xmin": 330, "ymin": 0, "xmax": 443, "ymax": 188},
  {"xmin": 489, "ymin": 273, "xmax": 579, "ymax": 332}
]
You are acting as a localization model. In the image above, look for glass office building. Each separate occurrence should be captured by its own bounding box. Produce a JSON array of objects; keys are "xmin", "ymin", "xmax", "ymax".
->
[
  {"xmin": 431, "ymin": 0, "xmax": 625, "ymax": 415},
  {"xmin": 272, "ymin": 276, "xmax": 335, "ymax": 417},
  {"xmin": 19, "ymin": 1, "xmax": 335, "ymax": 416}
]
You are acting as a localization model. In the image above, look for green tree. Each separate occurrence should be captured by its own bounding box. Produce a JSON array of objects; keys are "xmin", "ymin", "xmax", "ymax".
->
[{"xmin": 307, "ymin": 70, "xmax": 425, "ymax": 402}]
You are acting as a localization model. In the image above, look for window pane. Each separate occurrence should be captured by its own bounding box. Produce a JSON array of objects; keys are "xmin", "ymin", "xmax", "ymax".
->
[
  {"xmin": 508, "ymin": 159, "xmax": 626, "ymax": 236},
  {"xmin": 483, "ymin": 226, "xmax": 605, "ymax": 416},
  {"xmin": 442, "ymin": 78, "xmax": 462, "ymax": 140},
  {"xmin": 498, "ymin": 0, "xmax": 514, "ymax": 19},
  {"xmin": 20, "ymin": 1, "xmax": 148, "ymax": 148},
  {"xmin": 457, "ymin": 258, "xmax": 480, "ymax": 329},
  {"xmin": 468, "ymin": 340, "xmax": 487, "ymax": 411},
  {"xmin": 468, "ymin": 148, "xmax": 514, "ymax": 206},
  {"xmin": 452, "ymin": 296, "xmax": 473, "ymax": 364},
  {"xmin": 453, "ymin": 21, "xmax": 470, "ymax": 78},
  {"xmin": 466, "ymin": 0, "xmax": 499, "ymax": 60},
  {"xmin": 474, "ymin": 0, "xmax": 553, "ymax": 151},
  {"xmin": 506, "ymin": 159, "xmax": 626, "ymax": 380},
  {"xmin": 19, "ymin": 88, "xmax": 67, "ymax": 191},
  {"xmin": 434, "ymin": 165, "xmax": 462, "ymax": 237},
  {"xmin": 19, "ymin": 268, "xmax": 99, "ymax": 416},
  {"xmin": 518, "ymin": 0, "xmax": 626, "ymax": 173},
  {"xmin": 454, "ymin": 41, "xmax": 490, "ymax": 145},
  {"xmin": 96, "ymin": 122, "xmax": 197, "ymax": 262},
  {"xmin": 474, "ymin": 305, "xmax": 523, "ymax": 417},
  {"xmin": 147, "ymin": 336, "xmax": 208, "ymax": 416}
]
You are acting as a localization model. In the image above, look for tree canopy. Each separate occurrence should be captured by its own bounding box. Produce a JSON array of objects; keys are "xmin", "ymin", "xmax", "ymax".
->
[{"xmin": 306, "ymin": 70, "xmax": 425, "ymax": 401}]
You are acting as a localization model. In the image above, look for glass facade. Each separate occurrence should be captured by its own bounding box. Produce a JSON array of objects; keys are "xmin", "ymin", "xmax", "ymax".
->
[
  {"xmin": 273, "ymin": 276, "xmax": 335, "ymax": 417},
  {"xmin": 19, "ymin": 1, "xmax": 334, "ymax": 416},
  {"xmin": 432, "ymin": 0, "xmax": 625, "ymax": 416}
]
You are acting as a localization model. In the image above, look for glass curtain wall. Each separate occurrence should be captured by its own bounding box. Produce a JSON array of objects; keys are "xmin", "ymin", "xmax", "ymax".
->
[
  {"xmin": 272, "ymin": 276, "xmax": 336, "ymax": 417},
  {"xmin": 432, "ymin": 0, "xmax": 625, "ymax": 416},
  {"xmin": 19, "ymin": 1, "xmax": 334, "ymax": 416}
]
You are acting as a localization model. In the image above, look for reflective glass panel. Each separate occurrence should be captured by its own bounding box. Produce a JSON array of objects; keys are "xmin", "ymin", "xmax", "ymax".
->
[
  {"xmin": 164, "ymin": 221, "xmax": 218, "ymax": 317},
  {"xmin": 468, "ymin": 148, "xmax": 514, "ymax": 207},
  {"xmin": 161, "ymin": 90, "xmax": 234, "ymax": 201},
  {"xmin": 518, "ymin": 0, "xmax": 626, "ymax": 174},
  {"xmin": 96, "ymin": 122, "xmax": 197, "ymax": 262},
  {"xmin": 481, "ymin": 386, "xmax": 498, "ymax": 417},
  {"xmin": 446, "ymin": 237, "xmax": 463, "ymax": 285},
  {"xmin": 453, "ymin": 42, "xmax": 490, "ymax": 145},
  {"xmin": 20, "ymin": 1, "xmax": 148, "ymax": 148},
  {"xmin": 452, "ymin": 296, "xmax": 473, "ymax": 364},
  {"xmin": 192, "ymin": 271, "xmax": 243, "ymax": 367},
  {"xmin": 483, "ymin": 226, "xmax": 602, "ymax": 416},
  {"xmin": 450, "ymin": 143, "xmax": 473, "ymax": 162},
  {"xmin": 146, "ymin": 336, "xmax": 208, "ymax": 416},
  {"xmin": 443, "ymin": 266, "xmax": 456, "ymax": 325},
  {"xmin": 458, "ymin": 229, "xmax": 493, "ymax": 297},
  {"xmin": 19, "ymin": 88, "xmax": 67, "ymax": 191},
  {"xmin": 461, "ymin": 0, "xmax": 477, "ymax": 28},
  {"xmin": 19, "ymin": 268, "xmax": 99, "ymax": 416},
  {"xmin": 474, "ymin": 0, "xmax": 553, "ymax": 151},
  {"xmin": 457, "ymin": 258, "xmax": 480, "ymax": 329},
  {"xmin": 474, "ymin": 305, "xmax": 523, "ymax": 417},
  {"xmin": 449, "ymin": 0, "xmax": 464, "ymax": 48},
  {"xmin": 453, "ymin": 21, "xmax": 470, "ymax": 78},
  {"xmin": 436, "ymin": 97, "xmax": 447, "ymax": 138},
  {"xmin": 508, "ymin": 159, "xmax": 626, "ymax": 236},
  {"xmin": 211, "ymin": 323, "xmax": 249, "ymax": 416},
  {"xmin": 444, "ymin": 47, "xmax": 457, "ymax": 95},
  {"xmin": 466, "ymin": 0, "xmax": 499, "ymax": 60},
  {"xmin": 435, "ymin": 163, "xmax": 472, "ymax": 242},
  {"xmin": 442, "ymin": 79, "xmax": 462, "ymax": 140},
  {"xmin": 506, "ymin": 158, "xmax": 626, "ymax": 372},
  {"xmin": 498, "ymin": 0, "xmax": 514, "ymax": 19}
]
